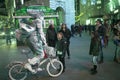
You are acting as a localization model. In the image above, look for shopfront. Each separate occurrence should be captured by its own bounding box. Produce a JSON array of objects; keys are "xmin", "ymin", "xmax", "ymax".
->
[{"xmin": 14, "ymin": 5, "xmax": 59, "ymax": 32}]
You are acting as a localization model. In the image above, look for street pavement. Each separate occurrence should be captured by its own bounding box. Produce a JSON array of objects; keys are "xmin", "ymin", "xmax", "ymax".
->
[{"xmin": 0, "ymin": 32, "xmax": 120, "ymax": 80}]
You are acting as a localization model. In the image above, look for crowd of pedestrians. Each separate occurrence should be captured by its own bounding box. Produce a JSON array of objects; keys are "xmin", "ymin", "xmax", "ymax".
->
[{"xmin": 70, "ymin": 18, "xmax": 120, "ymax": 75}]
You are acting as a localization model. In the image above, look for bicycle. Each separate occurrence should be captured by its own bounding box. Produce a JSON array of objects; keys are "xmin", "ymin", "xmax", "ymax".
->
[{"xmin": 8, "ymin": 46, "xmax": 63, "ymax": 80}]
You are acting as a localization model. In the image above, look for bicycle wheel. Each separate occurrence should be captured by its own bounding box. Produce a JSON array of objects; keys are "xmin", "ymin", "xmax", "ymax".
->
[
  {"xmin": 9, "ymin": 63, "xmax": 27, "ymax": 80},
  {"xmin": 47, "ymin": 59, "xmax": 63, "ymax": 77}
]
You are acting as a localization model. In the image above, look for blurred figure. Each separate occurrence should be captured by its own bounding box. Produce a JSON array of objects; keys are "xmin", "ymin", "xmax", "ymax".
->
[
  {"xmin": 113, "ymin": 29, "xmax": 120, "ymax": 63},
  {"xmin": 95, "ymin": 19, "xmax": 106, "ymax": 64},
  {"xmin": 104, "ymin": 20, "xmax": 111, "ymax": 47},
  {"xmin": 113, "ymin": 19, "xmax": 120, "ymax": 63},
  {"xmin": 89, "ymin": 31, "xmax": 100, "ymax": 75},
  {"xmin": 5, "ymin": 26, "xmax": 12, "ymax": 45},
  {"xmin": 18, "ymin": 12, "xmax": 47, "ymax": 73},
  {"xmin": 71, "ymin": 24, "xmax": 75, "ymax": 37},
  {"xmin": 59, "ymin": 23, "xmax": 71, "ymax": 59},
  {"xmin": 46, "ymin": 24, "xmax": 57, "ymax": 47},
  {"xmin": 78, "ymin": 24, "xmax": 82, "ymax": 37},
  {"xmin": 56, "ymin": 32, "xmax": 67, "ymax": 72}
]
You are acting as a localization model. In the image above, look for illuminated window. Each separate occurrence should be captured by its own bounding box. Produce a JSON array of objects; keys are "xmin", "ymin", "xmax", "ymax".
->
[
  {"xmin": 97, "ymin": 0, "xmax": 101, "ymax": 4},
  {"xmin": 91, "ymin": 0, "xmax": 96, "ymax": 5},
  {"xmin": 81, "ymin": 0, "xmax": 86, "ymax": 5}
]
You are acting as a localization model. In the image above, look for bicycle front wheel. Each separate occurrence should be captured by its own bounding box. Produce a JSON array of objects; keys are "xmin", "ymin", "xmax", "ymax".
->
[
  {"xmin": 47, "ymin": 59, "xmax": 63, "ymax": 77},
  {"xmin": 9, "ymin": 63, "xmax": 27, "ymax": 80}
]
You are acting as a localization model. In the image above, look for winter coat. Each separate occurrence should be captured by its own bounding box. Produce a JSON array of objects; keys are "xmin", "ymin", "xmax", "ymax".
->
[
  {"xmin": 46, "ymin": 28, "xmax": 57, "ymax": 47},
  {"xmin": 59, "ymin": 29, "xmax": 71, "ymax": 42},
  {"xmin": 56, "ymin": 38, "xmax": 67, "ymax": 57},
  {"xmin": 89, "ymin": 38, "xmax": 100, "ymax": 56},
  {"xmin": 97, "ymin": 25, "xmax": 106, "ymax": 37}
]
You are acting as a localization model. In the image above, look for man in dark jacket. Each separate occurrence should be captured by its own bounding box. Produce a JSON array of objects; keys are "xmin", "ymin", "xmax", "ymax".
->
[
  {"xmin": 46, "ymin": 24, "xmax": 57, "ymax": 47},
  {"xmin": 95, "ymin": 19, "xmax": 106, "ymax": 63}
]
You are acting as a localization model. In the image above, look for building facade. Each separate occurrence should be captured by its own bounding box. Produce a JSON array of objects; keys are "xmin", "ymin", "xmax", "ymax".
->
[
  {"xmin": 16, "ymin": 0, "xmax": 75, "ymax": 28},
  {"xmin": 49, "ymin": 0, "xmax": 75, "ymax": 28}
]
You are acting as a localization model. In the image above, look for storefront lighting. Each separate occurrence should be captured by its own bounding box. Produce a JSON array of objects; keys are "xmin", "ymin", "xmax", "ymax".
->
[
  {"xmin": 14, "ymin": 0, "xmax": 16, "ymax": 8},
  {"xmin": 119, "ymin": 0, "xmax": 120, "ymax": 6},
  {"xmin": 114, "ymin": 9, "xmax": 119, "ymax": 14},
  {"xmin": 21, "ymin": 0, "xmax": 24, "ymax": 5},
  {"xmin": 10, "ymin": 32, "xmax": 14, "ymax": 35},
  {"xmin": 86, "ymin": 19, "xmax": 90, "ymax": 25},
  {"xmin": 97, "ymin": 0, "xmax": 101, "ymax": 4},
  {"xmin": 1, "ymin": 32, "xmax": 5, "ymax": 35}
]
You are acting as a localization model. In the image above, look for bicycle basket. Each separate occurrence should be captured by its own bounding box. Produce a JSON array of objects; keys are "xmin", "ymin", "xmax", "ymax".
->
[{"xmin": 45, "ymin": 46, "xmax": 56, "ymax": 57}]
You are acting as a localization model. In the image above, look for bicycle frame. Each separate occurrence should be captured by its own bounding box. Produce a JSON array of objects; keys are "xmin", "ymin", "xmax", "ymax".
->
[{"xmin": 38, "ymin": 56, "xmax": 58, "ymax": 70}]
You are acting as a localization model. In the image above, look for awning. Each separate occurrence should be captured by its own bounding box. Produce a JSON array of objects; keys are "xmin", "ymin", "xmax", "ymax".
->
[{"xmin": 89, "ymin": 14, "xmax": 103, "ymax": 18}]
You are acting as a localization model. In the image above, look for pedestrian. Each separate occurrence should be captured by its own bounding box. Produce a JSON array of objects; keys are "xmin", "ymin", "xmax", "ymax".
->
[
  {"xmin": 71, "ymin": 24, "xmax": 75, "ymax": 37},
  {"xmin": 46, "ymin": 24, "xmax": 57, "ymax": 47},
  {"xmin": 89, "ymin": 31, "xmax": 100, "ymax": 75},
  {"xmin": 103, "ymin": 20, "xmax": 111, "ymax": 47},
  {"xmin": 113, "ymin": 29, "xmax": 120, "ymax": 63},
  {"xmin": 78, "ymin": 24, "xmax": 82, "ymax": 37},
  {"xmin": 5, "ymin": 26, "xmax": 12, "ymax": 45},
  {"xmin": 59, "ymin": 23, "xmax": 71, "ymax": 59},
  {"xmin": 95, "ymin": 19, "xmax": 106, "ymax": 63},
  {"xmin": 56, "ymin": 32, "xmax": 67, "ymax": 72}
]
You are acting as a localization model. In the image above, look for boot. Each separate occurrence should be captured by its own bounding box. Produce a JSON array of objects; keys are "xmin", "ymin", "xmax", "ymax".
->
[
  {"xmin": 28, "ymin": 57, "xmax": 40, "ymax": 65},
  {"xmin": 91, "ymin": 65, "xmax": 97, "ymax": 75},
  {"xmin": 24, "ymin": 63, "xmax": 36, "ymax": 74}
]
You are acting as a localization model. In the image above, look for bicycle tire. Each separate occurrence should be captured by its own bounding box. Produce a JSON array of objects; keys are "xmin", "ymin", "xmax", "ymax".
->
[
  {"xmin": 47, "ymin": 59, "xmax": 63, "ymax": 77},
  {"xmin": 9, "ymin": 63, "xmax": 27, "ymax": 80}
]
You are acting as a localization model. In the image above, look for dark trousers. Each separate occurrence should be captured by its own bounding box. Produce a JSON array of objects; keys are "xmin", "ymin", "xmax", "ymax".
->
[
  {"xmin": 99, "ymin": 39, "xmax": 104, "ymax": 62},
  {"xmin": 66, "ymin": 41, "xmax": 70, "ymax": 57},
  {"xmin": 58, "ymin": 56, "xmax": 65, "ymax": 70}
]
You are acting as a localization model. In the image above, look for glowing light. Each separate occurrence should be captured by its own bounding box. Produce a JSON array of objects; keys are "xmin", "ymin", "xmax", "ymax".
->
[
  {"xmin": 86, "ymin": 19, "xmax": 90, "ymax": 25},
  {"xmin": 114, "ymin": 9, "xmax": 119, "ymax": 14},
  {"xmin": 10, "ymin": 32, "xmax": 14, "ymax": 35},
  {"xmin": 118, "ymin": 0, "xmax": 120, "ymax": 5},
  {"xmin": 1, "ymin": 32, "xmax": 5, "ymax": 35}
]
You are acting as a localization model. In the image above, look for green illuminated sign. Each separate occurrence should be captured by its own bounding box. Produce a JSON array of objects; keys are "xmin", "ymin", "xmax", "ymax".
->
[{"xmin": 16, "ymin": 6, "xmax": 55, "ymax": 16}]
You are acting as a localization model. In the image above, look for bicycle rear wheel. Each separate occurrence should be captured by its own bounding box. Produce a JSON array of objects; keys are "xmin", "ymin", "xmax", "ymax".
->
[
  {"xmin": 47, "ymin": 59, "xmax": 63, "ymax": 77},
  {"xmin": 9, "ymin": 63, "xmax": 27, "ymax": 80}
]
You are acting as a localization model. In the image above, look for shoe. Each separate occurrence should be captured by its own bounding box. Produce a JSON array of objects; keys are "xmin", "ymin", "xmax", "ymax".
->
[
  {"xmin": 28, "ymin": 57, "xmax": 40, "ymax": 65},
  {"xmin": 91, "ymin": 70, "xmax": 97, "ymax": 75},
  {"xmin": 98, "ymin": 60, "xmax": 103, "ymax": 64},
  {"xmin": 62, "ymin": 69, "xmax": 65, "ymax": 73},
  {"xmin": 24, "ymin": 63, "xmax": 37, "ymax": 74},
  {"xmin": 90, "ymin": 68, "xmax": 94, "ymax": 71},
  {"xmin": 36, "ymin": 68, "xmax": 43, "ymax": 72}
]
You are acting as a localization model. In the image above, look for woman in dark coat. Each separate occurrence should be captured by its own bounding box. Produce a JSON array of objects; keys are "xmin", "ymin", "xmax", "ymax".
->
[
  {"xmin": 59, "ymin": 23, "xmax": 71, "ymax": 59},
  {"xmin": 89, "ymin": 31, "xmax": 100, "ymax": 75},
  {"xmin": 46, "ymin": 24, "xmax": 57, "ymax": 47}
]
